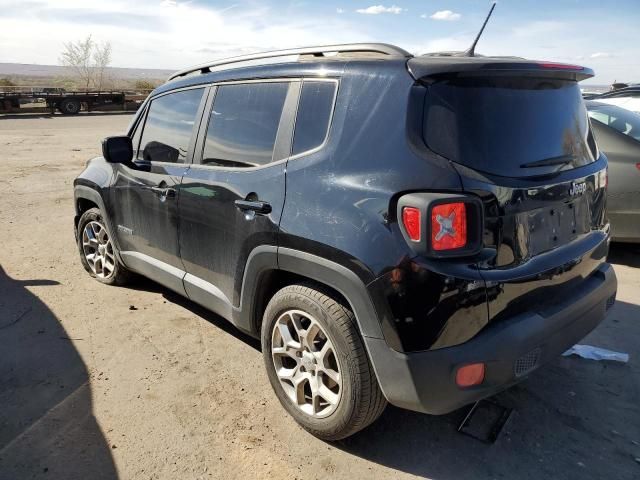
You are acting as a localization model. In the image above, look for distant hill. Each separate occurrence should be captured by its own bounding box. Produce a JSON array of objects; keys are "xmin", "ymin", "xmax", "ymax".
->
[
  {"xmin": 0, "ymin": 63, "xmax": 174, "ymax": 83},
  {"xmin": 0, "ymin": 63, "xmax": 176, "ymax": 90}
]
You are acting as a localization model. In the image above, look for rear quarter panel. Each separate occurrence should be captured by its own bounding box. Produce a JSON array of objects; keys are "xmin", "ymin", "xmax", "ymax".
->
[
  {"xmin": 279, "ymin": 61, "xmax": 461, "ymax": 283},
  {"xmin": 279, "ymin": 61, "xmax": 493, "ymax": 352}
]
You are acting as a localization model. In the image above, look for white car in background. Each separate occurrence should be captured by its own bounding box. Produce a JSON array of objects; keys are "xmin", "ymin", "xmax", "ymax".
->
[{"xmin": 589, "ymin": 87, "xmax": 640, "ymax": 114}]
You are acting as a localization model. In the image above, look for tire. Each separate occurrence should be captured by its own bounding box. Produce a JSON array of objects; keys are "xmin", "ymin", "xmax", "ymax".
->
[
  {"xmin": 76, "ymin": 207, "xmax": 131, "ymax": 285},
  {"xmin": 261, "ymin": 284, "xmax": 387, "ymax": 440},
  {"xmin": 59, "ymin": 98, "xmax": 81, "ymax": 115}
]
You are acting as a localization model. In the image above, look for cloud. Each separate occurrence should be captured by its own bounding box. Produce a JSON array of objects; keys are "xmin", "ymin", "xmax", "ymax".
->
[
  {"xmin": 159, "ymin": 0, "xmax": 176, "ymax": 6},
  {"xmin": 356, "ymin": 5, "xmax": 404, "ymax": 15},
  {"xmin": 0, "ymin": 0, "xmax": 371, "ymax": 70},
  {"xmin": 590, "ymin": 52, "xmax": 613, "ymax": 58},
  {"xmin": 336, "ymin": 8, "xmax": 344, "ymax": 14},
  {"xmin": 428, "ymin": 10, "xmax": 461, "ymax": 21}
]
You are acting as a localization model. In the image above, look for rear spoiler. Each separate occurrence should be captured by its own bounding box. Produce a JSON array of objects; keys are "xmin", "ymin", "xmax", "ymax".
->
[{"xmin": 407, "ymin": 56, "xmax": 594, "ymax": 83}]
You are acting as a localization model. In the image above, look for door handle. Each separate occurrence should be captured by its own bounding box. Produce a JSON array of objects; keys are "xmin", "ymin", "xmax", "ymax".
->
[
  {"xmin": 234, "ymin": 199, "xmax": 272, "ymax": 215},
  {"xmin": 148, "ymin": 186, "xmax": 176, "ymax": 198}
]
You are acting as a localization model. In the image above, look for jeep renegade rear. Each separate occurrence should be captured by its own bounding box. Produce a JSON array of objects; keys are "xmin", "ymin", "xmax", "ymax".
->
[{"xmin": 74, "ymin": 43, "xmax": 616, "ymax": 440}]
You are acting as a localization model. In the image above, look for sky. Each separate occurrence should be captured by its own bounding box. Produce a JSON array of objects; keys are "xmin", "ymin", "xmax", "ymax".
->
[{"xmin": 0, "ymin": 0, "xmax": 638, "ymax": 84}]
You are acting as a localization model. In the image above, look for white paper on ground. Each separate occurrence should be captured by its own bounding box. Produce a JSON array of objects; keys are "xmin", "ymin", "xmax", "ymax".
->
[{"xmin": 562, "ymin": 344, "xmax": 629, "ymax": 363}]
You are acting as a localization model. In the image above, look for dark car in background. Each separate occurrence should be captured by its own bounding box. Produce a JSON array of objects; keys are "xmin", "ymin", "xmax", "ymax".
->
[
  {"xmin": 587, "ymin": 100, "xmax": 640, "ymax": 242},
  {"xmin": 73, "ymin": 43, "xmax": 617, "ymax": 440}
]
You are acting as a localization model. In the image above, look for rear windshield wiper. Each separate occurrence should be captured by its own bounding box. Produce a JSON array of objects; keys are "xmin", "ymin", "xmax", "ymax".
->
[{"xmin": 520, "ymin": 154, "xmax": 575, "ymax": 168}]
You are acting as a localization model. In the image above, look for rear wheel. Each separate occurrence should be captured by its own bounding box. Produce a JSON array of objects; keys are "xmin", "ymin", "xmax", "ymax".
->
[
  {"xmin": 261, "ymin": 284, "xmax": 386, "ymax": 440},
  {"xmin": 59, "ymin": 98, "xmax": 81, "ymax": 115},
  {"xmin": 77, "ymin": 208, "xmax": 131, "ymax": 285}
]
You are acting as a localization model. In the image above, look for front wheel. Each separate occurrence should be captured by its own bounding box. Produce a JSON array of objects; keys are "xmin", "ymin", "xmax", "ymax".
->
[
  {"xmin": 261, "ymin": 284, "xmax": 386, "ymax": 440},
  {"xmin": 76, "ymin": 207, "xmax": 131, "ymax": 285}
]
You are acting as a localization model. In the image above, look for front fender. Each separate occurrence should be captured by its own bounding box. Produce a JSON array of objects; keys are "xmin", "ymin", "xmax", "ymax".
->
[{"xmin": 73, "ymin": 157, "xmax": 118, "ymax": 249}]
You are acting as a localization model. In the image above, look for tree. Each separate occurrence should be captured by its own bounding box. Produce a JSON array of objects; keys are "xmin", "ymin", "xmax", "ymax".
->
[
  {"xmin": 0, "ymin": 78, "xmax": 15, "ymax": 87},
  {"xmin": 59, "ymin": 35, "xmax": 112, "ymax": 91},
  {"xmin": 60, "ymin": 35, "xmax": 94, "ymax": 90},
  {"xmin": 93, "ymin": 41, "xmax": 112, "ymax": 91}
]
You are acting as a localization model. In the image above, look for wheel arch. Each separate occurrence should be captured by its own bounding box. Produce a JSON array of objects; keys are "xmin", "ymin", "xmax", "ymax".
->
[
  {"xmin": 73, "ymin": 184, "xmax": 122, "ymax": 254},
  {"xmin": 234, "ymin": 246, "xmax": 386, "ymax": 342},
  {"xmin": 235, "ymin": 246, "xmax": 399, "ymax": 409}
]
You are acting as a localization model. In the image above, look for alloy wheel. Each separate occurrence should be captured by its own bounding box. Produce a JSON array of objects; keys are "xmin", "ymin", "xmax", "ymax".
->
[
  {"xmin": 271, "ymin": 309, "xmax": 342, "ymax": 418},
  {"xmin": 82, "ymin": 220, "xmax": 116, "ymax": 278}
]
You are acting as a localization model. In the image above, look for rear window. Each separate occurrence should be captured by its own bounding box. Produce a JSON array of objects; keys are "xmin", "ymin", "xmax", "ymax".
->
[{"xmin": 423, "ymin": 77, "xmax": 597, "ymax": 177}]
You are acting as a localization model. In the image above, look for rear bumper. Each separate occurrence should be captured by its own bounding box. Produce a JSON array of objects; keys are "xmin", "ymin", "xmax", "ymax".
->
[{"xmin": 365, "ymin": 262, "xmax": 617, "ymax": 415}]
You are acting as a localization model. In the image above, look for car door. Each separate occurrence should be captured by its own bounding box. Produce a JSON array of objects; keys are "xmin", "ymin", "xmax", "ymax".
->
[
  {"xmin": 178, "ymin": 80, "xmax": 299, "ymax": 319},
  {"xmin": 109, "ymin": 86, "xmax": 207, "ymax": 294}
]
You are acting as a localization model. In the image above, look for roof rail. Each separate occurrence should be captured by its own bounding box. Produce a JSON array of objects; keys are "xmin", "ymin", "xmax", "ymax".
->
[{"xmin": 168, "ymin": 43, "xmax": 412, "ymax": 81}]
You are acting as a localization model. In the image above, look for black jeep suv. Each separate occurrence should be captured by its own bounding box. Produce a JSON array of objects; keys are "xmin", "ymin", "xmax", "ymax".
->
[{"xmin": 74, "ymin": 43, "xmax": 617, "ymax": 440}]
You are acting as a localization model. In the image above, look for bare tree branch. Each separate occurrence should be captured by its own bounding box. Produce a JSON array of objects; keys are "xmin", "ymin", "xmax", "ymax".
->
[
  {"xmin": 93, "ymin": 41, "xmax": 112, "ymax": 91},
  {"xmin": 60, "ymin": 35, "xmax": 94, "ymax": 90},
  {"xmin": 59, "ymin": 35, "xmax": 112, "ymax": 91}
]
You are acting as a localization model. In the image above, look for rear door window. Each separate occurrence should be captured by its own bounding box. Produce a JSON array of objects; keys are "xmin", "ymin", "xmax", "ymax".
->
[
  {"xmin": 423, "ymin": 77, "xmax": 597, "ymax": 177},
  {"xmin": 202, "ymin": 82, "xmax": 289, "ymax": 168},
  {"xmin": 138, "ymin": 88, "xmax": 205, "ymax": 163},
  {"xmin": 292, "ymin": 80, "xmax": 337, "ymax": 155}
]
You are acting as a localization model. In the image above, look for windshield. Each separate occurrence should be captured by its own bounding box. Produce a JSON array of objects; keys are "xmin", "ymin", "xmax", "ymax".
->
[
  {"xmin": 423, "ymin": 77, "xmax": 598, "ymax": 177},
  {"xmin": 587, "ymin": 102, "xmax": 640, "ymax": 142}
]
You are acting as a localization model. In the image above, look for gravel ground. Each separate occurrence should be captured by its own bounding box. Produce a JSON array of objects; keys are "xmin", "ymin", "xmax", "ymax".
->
[{"xmin": 0, "ymin": 113, "xmax": 639, "ymax": 480}]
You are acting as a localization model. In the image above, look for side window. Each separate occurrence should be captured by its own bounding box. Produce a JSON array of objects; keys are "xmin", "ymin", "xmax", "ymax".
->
[
  {"xmin": 138, "ymin": 88, "xmax": 204, "ymax": 163},
  {"xmin": 202, "ymin": 82, "xmax": 289, "ymax": 168},
  {"xmin": 292, "ymin": 81, "xmax": 337, "ymax": 156}
]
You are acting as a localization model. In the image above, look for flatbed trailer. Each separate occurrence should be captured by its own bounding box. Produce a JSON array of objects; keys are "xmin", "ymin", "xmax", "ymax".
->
[{"xmin": 0, "ymin": 87, "xmax": 149, "ymax": 114}]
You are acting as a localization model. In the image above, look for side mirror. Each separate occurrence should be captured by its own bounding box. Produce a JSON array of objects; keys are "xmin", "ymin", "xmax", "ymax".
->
[{"xmin": 102, "ymin": 136, "xmax": 133, "ymax": 164}]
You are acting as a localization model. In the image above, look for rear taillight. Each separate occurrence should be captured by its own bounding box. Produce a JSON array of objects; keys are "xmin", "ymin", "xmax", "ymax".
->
[
  {"xmin": 401, "ymin": 207, "xmax": 421, "ymax": 242},
  {"xmin": 431, "ymin": 202, "xmax": 467, "ymax": 251},
  {"xmin": 636, "ymin": 163, "xmax": 640, "ymax": 172},
  {"xmin": 397, "ymin": 193, "xmax": 483, "ymax": 258}
]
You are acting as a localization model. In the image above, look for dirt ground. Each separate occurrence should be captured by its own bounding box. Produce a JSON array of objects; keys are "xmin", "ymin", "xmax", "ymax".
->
[{"xmin": 0, "ymin": 113, "xmax": 638, "ymax": 480}]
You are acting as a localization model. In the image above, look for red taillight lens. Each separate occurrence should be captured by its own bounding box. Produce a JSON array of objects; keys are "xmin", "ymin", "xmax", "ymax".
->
[
  {"xmin": 538, "ymin": 62, "xmax": 584, "ymax": 70},
  {"xmin": 402, "ymin": 207, "xmax": 421, "ymax": 242},
  {"xmin": 431, "ymin": 202, "xmax": 467, "ymax": 251},
  {"xmin": 636, "ymin": 163, "xmax": 640, "ymax": 172},
  {"xmin": 456, "ymin": 363, "xmax": 485, "ymax": 388}
]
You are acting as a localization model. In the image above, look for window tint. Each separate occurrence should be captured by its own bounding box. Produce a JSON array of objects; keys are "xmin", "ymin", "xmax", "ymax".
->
[
  {"xmin": 423, "ymin": 77, "xmax": 596, "ymax": 177},
  {"xmin": 202, "ymin": 82, "xmax": 289, "ymax": 168},
  {"xmin": 138, "ymin": 88, "xmax": 204, "ymax": 163},
  {"xmin": 292, "ymin": 81, "xmax": 337, "ymax": 155}
]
